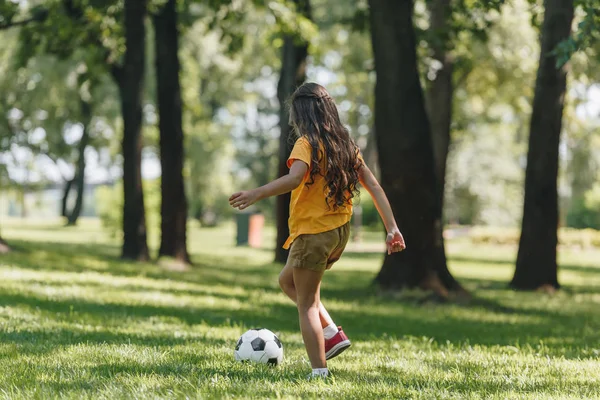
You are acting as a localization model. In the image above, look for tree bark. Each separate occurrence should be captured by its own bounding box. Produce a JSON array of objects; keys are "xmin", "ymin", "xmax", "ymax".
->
[
  {"xmin": 115, "ymin": 0, "xmax": 149, "ymax": 261},
  {"xmin": 19, "ymin": 187, "xmax": 27, "ymax": 218},
  {"xmin": 512, "ymin": 0, "xmax": 574, "ymax": 290},
  {"xmin": 67, "ymin": 98, "xmax": 92, "ymax": 226},
  {"xmin": 369, "ymin": 0, "xmax": 460, "ymax": 297},
  {"xmin": 424, "ymin": 0, "xmax": 464, "ymax": 292},
  {"xmin": 0, "ymin": 234, "xmax": 9, "ymax": 253},
  {"xmin": 363, "ymin": 126, "xmax": 379, "ymax": 179},
  {"xmin": 274, "ymin": 0, "xmax": 310, "ymax": 263},
  {"xmin": 61, "ymin": 178, "xmax": 74, "ymax": 217},
  {"xmin": 153, "ymin": 0, "xmax": 190, "ymax": 264}
]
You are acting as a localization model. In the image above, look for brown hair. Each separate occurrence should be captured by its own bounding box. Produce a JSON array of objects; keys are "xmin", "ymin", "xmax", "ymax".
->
[{"xmin": 289, "ymin": 82, "xmax": 362, "ymax": 210}]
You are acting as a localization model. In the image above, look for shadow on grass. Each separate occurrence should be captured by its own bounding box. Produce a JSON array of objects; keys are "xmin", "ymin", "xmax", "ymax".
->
[
  {"xmin": 4, "ymin": 223, "xmax": 102, "ymax": 233},
  {"xmin": 24, "ymin": 357, "xmax": 307, "ymax": 395},
  {"xmin": 2, "ymin": 280, "xmax": 598, "ymax": 361},
  {"xmin": 405, "ymin": 358, "xmax": 600, "ymax": 395},
  {"xmin": 2, "ymin": 239, "xmax": 600, "ymax": 361},
  {"xmin": 450, "ymin": 255, "xmax": 600, "ymax": 276},
  {"xmin": 0, "ymin": 325, "xmax": 204, "ymax": 356},
  {"xmin": 339, "ymin": 250, "xmax": 384, "ymax": 260}
]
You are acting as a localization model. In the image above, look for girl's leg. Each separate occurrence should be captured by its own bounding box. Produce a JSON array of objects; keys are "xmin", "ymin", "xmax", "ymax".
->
[
  {"xmin": 293, "ymin": 266, "xmax": 327, "ymax": 369},
  {"xmin": 279, "ymin": 264, "xmax": 333, "ymax": 328}
]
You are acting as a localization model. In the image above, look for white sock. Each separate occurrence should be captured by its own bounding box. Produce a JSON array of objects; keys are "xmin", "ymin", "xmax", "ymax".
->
[
  {"xmin": 323, "ymin": 323, "xmax": 339, "ymax": 340},
  {"xmin": 312, "ymin": 368, "xmax": 329, "ymax": 377}
]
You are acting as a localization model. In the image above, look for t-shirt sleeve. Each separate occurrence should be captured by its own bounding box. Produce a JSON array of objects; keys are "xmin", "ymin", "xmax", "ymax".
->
[{"xmin": 287, "ymin": 137, "xmax": 312, "ymax": 169}]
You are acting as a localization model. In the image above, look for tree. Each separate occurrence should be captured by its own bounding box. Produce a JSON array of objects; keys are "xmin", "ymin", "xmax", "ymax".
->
[
  {"xmin": 153, "ymin": 0, "xmax": 190, "ymax": 263},
  {"xmin": 0, "ymin": 220, "xmax": 8, "ymax": 252},
  {"xmin": 512, "ymin": 0, "xmax": 575, "ymax": 290},
  {"xmin": 0, "ymin": 3, "xmax": 47, "ymax": 30},
  {"xmin": 0, "ymin": 8, "xmax": 48, "ymax": 251},
  {"xmin": 0, "ymin": 41, "xmax": 95, "ymax": 228},
  {"xmin": 424, "ymin": 0, "xmax": 456, "ymax": 293},
  {"xmin": 116, "ymin": 0, "xmax": 150, "ymax": 261},
  {"xmin": 60, "ymin": 70, "xmax": 102, "ymax": 226},
  {"xmin": 369, "ymin": 0, "xmax": 461, "ymax": 298},
  {"xmin": 554, "ymin": 0, "xmax": 600, "ymax": 66},
  {"xmin": 2, "ymin": 9, "xmax": 114, "ymax": 227},
  {"xmin": 274, "ymin": 0, "xmax": 311, "ymax": 263},
  {"xmin": 442, "ymin": 0, "xmax": 540, "ymax": 227},
  {"xmin": 11, "ymin": 0, "xmax": 150, "ymax": 260},
  {"xmin": 421, "ymin": 0, "xmax": 507, "ymax": 292},
  {"xmin": 66, "ymin": 92, "xmax": 93, "ymax": 226}
]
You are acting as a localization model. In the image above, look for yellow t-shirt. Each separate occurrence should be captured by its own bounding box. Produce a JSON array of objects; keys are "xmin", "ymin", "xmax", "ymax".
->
[{"xmin": 283, "ymin": 136, "xmax": 363, "ymax": 249}]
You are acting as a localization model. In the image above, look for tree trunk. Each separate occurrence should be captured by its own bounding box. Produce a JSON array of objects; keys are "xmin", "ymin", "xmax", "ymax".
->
[
  {"xmin": 0, "ymin": 234, "xmax": 9, "ymax": 254},
  {"xmin": 115, "ymin": 0, "xmax": 149, "ymax": 261},
  {"xmin": 369, "ymin": 0, "xmax": 460, "ymax": 298},
  {"xmin": 153, "ymin": 0, "xmax": 190, "ymax": 264},
  {"xmin": 424, "ymin": 0, "xmax": 464, "ymax": 292},
  {"xmin": 67, "ymin": 98, "xmax": 92, "ymax": 226},
  {"xmin": 61, "ymin": 178, "xmax": 74, "ymax": 217},
  {"xmin": 512, "ymin": 0, "xmax": 574, "ymax": 290},
  {"xmin": 274, "ymin": 0, "xmax": 310, "ymax": 263},
  {"xmin": 19, "ymin": 187, "xmax": 27, "ymax": 218},
  {"xmin": 363, "ymin": 126, "xmax": 379, "ymax": 179}
]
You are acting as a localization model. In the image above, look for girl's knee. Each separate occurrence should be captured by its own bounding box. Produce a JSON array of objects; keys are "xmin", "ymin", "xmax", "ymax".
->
[
  {"xmin": 278, "ymin": 270, "xmax": 293, "ymax": 291},
  {"xmin": 296, "ymin": 297, "xmax": 319, "ymax": 313}
]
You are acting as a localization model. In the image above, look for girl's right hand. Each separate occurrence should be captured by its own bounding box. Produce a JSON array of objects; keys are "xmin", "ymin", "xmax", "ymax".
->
[
  {"xmin": 229, "ymin": 190, "xmax": 260, "ymax": 211},
  {"xmin": 386, "ymin": 228, "xmax": 406, "ymax": 255}
]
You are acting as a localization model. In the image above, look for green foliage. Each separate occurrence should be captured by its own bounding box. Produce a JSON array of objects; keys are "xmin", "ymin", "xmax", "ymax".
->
[
  {"xmin": 567, "ymin": 184, "xmax": 600, "ymax": 230},
  {"xmin": 444, "ymin": 184, "xmax": 480, "ymax": 225},
  {"xmin": 449, "ymin": 0, "xmax": 506, "ymax": 41},
  {"xmin": 95, "ymin": 184, "xmax": 120, "ymax": 238},
  {"xmin": 96, "ymin": 179, "xmax": 161, "ymax": 239},
  {"xmin": 0, "ymin": 0, "xmax": 19, "ymax": 27},
  {"xmin": 469, "ymin": 225, "xmax": 600, "ymax": 248},
  {"xmin": 445, "ymin": 123, "xmax": 525, "ymax": 227},
  {"xmin": 555, "ymin": 0, "xmax": 600, "ymax": 67},
  {"xmin": 355, "ymin": 190, "xmax": 380, "ymax": 229},
  {"xmin": 0, "ymin": 26, "xmax": 119, "ymax": 192},
  {"xmin": 1, "ymin": 220, "xmax": 600, "ymax": 398},
  {"xmin": 2, "ymin": 0, "xmax": 599, "ymax": 240},
  {"xmin": 0, "ymin": 1, "xmax": 48, "ymax": 29},
  {"xmin": 443, "ymin": 1, "xmax": 541, "ymax": 227},
  {"xmin": 186, "ymin": 124, "xmax": 235, "ymax": 223},
  {"xmin": 16, "ymin": 0, "xmax": 123, "ymax": 75},
  {"xmin": 266, "ymin": 0, "xmax": 317, "ymax": 43}
]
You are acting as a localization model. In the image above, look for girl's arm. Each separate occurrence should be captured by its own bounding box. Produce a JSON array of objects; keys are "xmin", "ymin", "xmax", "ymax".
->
[
  {"xmin": 358, "ymin": 163, "xmax": 406, "ymax": 254},
  {"xmin": 229, "ymin": 160, "xmax": 309, "ymax": 211}
]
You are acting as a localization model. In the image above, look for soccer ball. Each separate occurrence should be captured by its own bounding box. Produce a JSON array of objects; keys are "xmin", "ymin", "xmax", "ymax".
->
[{"xmin": 234, "ymin": 328, "xmax": 283, "ymax": 366}]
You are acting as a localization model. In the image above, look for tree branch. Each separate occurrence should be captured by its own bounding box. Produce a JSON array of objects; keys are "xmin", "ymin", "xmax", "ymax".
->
[
  {"xmin": 0, "ymin": 9, "xmax": 48, "ymax": 30},
  {"xmin": 61, "ymin": 0, "xmax": 122, "ymax": 75}
]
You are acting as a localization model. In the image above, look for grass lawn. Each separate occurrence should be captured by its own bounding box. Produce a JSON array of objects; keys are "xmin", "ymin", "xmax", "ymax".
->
[{"xmin": 1, "ymin": 217, "xmax": 600, "ymax": 399}]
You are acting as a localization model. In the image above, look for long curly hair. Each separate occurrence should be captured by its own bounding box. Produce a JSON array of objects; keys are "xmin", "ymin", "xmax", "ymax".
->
[{"xmin": 288, "ymin": 82, "xmax": 362, "ymax": 210}]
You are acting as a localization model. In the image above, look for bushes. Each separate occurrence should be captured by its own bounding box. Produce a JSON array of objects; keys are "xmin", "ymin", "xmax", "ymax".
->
[
  {"xmin": 355, "ymin": 191, "xmax": 381, "ymax": 229},
  {"xmin": 468, "ymin": 226, "xmax": 519, "ymax": 246},
  {"xmin": 566, "ymin": 185, "xmax": 600, "ymax": 230},
  {"xmin": 468, "ymin": 226, "xmax": 600, "ymax": 249},
  {"xmin": 95, "ymin": 179, "xmax": 161, "ymax": 239},
  {"xmin": 95, "ymin": 177, "xmax": 232, "ymax": 241}
]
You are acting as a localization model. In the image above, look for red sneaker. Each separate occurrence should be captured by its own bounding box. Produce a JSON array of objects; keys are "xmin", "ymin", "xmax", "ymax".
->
[{"xmin": 325, "ymin": 326, "xmax": 351, "ymax": 360}]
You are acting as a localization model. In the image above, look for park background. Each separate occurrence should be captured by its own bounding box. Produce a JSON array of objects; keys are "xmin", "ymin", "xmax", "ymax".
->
[{"xmin": 1, "ymin": 0, "xmax": 600, "ymax": 398}]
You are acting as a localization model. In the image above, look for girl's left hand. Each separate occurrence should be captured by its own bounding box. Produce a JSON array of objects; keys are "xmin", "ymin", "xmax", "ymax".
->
[
  {"xmin": 386, "ymin": 229, "xmax": 406, "ymax": 255},
  {"xmin": 229, "ymin": 190, "xmax": 259, "ymax": 210}
]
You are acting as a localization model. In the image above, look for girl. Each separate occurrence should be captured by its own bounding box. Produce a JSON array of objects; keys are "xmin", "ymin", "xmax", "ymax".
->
[{"xmin": 229, "ymin": 82, "xmax": 405, "ymax": 379}]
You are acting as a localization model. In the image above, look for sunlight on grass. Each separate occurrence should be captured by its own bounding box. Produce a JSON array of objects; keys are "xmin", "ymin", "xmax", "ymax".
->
[{"xmin": 1, "ymin": 218, "xmax": 600, "ymax": 399}]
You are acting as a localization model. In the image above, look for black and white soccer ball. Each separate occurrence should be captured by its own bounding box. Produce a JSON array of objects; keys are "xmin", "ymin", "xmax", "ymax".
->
[{"xmin": 234, "ymin": 328, "xmax": 283, "ymax": 366}]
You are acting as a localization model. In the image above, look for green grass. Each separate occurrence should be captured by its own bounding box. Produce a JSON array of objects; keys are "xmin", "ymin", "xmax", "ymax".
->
[{"xmin": 1, "ymin": 217, "xmax": 600, "ymax": 399}]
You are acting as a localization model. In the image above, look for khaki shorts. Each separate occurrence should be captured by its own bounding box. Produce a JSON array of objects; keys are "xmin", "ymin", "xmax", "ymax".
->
[{"xmin": 287, "ymin": 223, "xmax": 350, "ymax": 272}]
